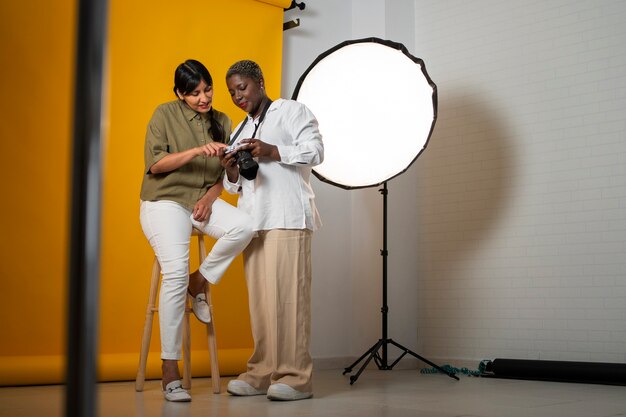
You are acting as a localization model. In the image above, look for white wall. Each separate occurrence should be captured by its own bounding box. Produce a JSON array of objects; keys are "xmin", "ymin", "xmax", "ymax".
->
[
  {"xmin": 282, "ymin": 0, "xmax": 354, "ymax": 364},
  {"xmin": 283, "ymin": 0, "xmax": 424, "ymax": 368},
  {"xmin": 283, "ymin": 0, "xmax": 414, "ymax": 365},
  {"xmin": 413, "ymin": 0, "xmax": 626, "ymax": 364},
  {"xmin": 283, "ymin": 0, "xmax": 626, "ymax": 368}
]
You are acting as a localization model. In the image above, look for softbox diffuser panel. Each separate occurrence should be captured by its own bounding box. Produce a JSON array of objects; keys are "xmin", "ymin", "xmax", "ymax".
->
[{"xmin": 293, "ymin": 38, "xmax": 437, "ymax": 189}]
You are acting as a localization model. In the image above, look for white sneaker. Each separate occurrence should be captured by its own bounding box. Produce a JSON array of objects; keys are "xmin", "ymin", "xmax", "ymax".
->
[
  {"xmin": 267, "ymin": 383, "xmax": 312, "ymax": 401},
  {"xmin": 227, "ymin": 379, "xmax": 267, "ymax": 396},
  {"xmin": 191, "ymin": 292, "xmax": 211, "ymax": 323},
  {"xmin": 162, "ymin": 380, "xmax": 191, "ymax": 402}
]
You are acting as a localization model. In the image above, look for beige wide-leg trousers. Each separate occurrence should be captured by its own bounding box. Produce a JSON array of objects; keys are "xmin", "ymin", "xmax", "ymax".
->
[{"xmin": 238, "ymin": 229, "xmax": 313, "ymax": 393}]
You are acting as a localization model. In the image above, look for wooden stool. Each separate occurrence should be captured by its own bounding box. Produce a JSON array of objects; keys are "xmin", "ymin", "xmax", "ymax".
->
[{"xmin": 135, "ymin": 229, "xmax": 220, "ymax": 393}]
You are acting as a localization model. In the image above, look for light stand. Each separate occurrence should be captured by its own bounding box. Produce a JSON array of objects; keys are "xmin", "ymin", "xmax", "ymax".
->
[
  {"xmin": 292, "ymin": 37, "xmax": 460, "ymax": 385},
  {"xmin": 342, "ymin": 183, "xmax": 459, "ymax": 384}
]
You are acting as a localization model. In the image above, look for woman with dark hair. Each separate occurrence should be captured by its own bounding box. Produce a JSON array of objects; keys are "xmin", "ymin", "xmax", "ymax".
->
[
  {"xmin": 221, "ymin": 60, "xmax": 323, "ymax": 401},
  {"xmin": 140, "ymin": 59, "xmax": 254, "ymax": 402}
]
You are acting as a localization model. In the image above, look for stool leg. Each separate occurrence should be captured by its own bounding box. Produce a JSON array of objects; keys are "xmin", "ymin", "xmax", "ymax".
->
[
  {"xmin": 198, "ymin": 235, "xmax": 221, "ymax": 393},
  {"xmin": 136, "ymin": 257, "xmax": 161, "ymax": 392},
  {"xmin": 206, "ymin": 298, "xmax": 221, "ymax": 394},
  {"xmin": 182, "ymin": 299, "xmax": 192, "ymax": 390}
]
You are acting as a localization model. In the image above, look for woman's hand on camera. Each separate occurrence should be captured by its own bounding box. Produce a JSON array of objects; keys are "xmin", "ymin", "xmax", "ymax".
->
[
  {"xmin": 197, "ymin": 142, "xmax": 227, "ymax": 157},
  {"xmin": 220, "ymin": 149, "xmax": 240, "ymax": 182},
  {"xmin": 240, "ymin": 139, "xmax": 281, "ymax": 161}
]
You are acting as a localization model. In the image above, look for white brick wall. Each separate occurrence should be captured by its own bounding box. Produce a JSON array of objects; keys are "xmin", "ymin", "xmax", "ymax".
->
[{"xmin": 413, "ymin": 0, "xmax": 626, "ymax": 364}]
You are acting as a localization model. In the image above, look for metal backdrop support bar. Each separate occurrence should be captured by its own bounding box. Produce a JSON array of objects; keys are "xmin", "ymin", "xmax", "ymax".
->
[
  {"xmin": 342, "ymin": 182, "xmax": 460, "ymax": 384},
  {"xmin": 65, "ymin": 0, "xmax": 109, "ymax": 415}
]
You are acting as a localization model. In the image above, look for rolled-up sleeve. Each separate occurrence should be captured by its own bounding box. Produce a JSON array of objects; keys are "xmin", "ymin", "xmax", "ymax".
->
[
  {"xmin": 223, "ymin": 173, "xmax": 241, "ymax": 195},
  {"xmin": 144, "ymin": 108, "xmax": 169, "ymax": 174},
  {"xmin": 276, "ymin": 105, "xmax": 324, "ymax": 166}
]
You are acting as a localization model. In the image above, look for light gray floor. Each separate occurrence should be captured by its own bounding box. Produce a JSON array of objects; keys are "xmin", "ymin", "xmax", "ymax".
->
[{"xmin": 1, "ymin": 369, "xmax": 626, "ymax": 417}]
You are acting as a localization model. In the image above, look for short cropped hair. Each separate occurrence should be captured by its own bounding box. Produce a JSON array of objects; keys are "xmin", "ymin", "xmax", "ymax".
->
[{"xmin": 226, "ymin": 60, "xmax": 264, "ymax": 82}]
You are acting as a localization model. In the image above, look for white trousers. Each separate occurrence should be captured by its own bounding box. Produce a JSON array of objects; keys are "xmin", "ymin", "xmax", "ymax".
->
[{"xmin": 140, "ymin": 199, "xmax": 254, "ymax": 360}]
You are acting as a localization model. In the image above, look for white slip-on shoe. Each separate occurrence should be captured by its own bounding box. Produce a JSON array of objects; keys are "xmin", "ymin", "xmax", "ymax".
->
[
  {"xmin": 227, "ymin": 379, "xmax": 267, "ymax": 396},
  {"xmin": 162, "ymin": 380, "xmax": 191, "ymax": 402},
  {"xmin": 266, "ymin": 383, "xmax": 312, "ymax": 401},
  {"xmin": 191, "ymin": 292, "xmax": 211, "ymax": 323}
]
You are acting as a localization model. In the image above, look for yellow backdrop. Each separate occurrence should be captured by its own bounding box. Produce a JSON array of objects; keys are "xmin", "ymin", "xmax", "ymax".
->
[{"xmin": 0, "ymin": 0, "xmax": 291, "ymax": 386}]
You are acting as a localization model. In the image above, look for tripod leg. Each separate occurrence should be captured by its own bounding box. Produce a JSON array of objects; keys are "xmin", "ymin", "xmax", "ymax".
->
[
  {"xmin": 347, "ymin": 339, "xmax": 384, "ymax": 385},
  {"xmin": 343, "ymin": 339, "xmax": 383, "ymax": 375},
  {"xmin": 388, "ymin": 339, "xmax": 460, "ymax": 380}
]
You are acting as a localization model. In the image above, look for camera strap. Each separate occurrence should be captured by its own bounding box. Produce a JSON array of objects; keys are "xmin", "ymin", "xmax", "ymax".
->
[{"xmin": 228, "ymin": 98, "xmax": 273, "ymax": 145}]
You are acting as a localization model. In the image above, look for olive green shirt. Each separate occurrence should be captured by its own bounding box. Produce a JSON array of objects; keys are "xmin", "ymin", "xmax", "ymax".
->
[{"xmin": 140, "ymin": 100, "xmax": 232, "ymax": 210}]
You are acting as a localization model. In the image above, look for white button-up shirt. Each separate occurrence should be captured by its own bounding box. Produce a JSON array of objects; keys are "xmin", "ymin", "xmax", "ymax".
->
[{"xmin": 224, "ymin": 99, "xmax": 324, "ymax": 232}]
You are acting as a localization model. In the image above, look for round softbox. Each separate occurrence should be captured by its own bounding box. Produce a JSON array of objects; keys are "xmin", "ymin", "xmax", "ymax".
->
[{"xmin": 292, "ymin": 37, "xmax": 437, "ymax": 189}]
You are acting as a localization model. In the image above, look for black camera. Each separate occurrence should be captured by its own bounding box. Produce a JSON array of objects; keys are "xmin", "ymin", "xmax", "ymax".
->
[{"xmin": 225, "ymin": 145, "xmax": 258, "ymax": 180}]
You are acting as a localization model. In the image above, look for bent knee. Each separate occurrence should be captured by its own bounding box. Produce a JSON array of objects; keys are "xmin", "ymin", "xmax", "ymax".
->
[
  {"xmin": 239, "ymin": 218, "xmax": 255, "ymax": 241},
  {"xmin": 160, "ymin": 260, "xmax": 189, "ymax": 281}
]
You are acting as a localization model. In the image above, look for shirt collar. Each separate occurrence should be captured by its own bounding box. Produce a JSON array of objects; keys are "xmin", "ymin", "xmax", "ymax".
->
[
  {"xmin": 178, "ymin": 100, "xmax": 202, "ymax": 122},
  {"xmin": 246, "ymin": 99, "xmax": 279, "ymax": 122}
]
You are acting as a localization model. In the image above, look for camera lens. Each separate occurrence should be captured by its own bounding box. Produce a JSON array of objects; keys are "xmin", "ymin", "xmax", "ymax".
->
[{"xmin": 236, "ymin": 150, "xmax": 258, "ymax": 180}]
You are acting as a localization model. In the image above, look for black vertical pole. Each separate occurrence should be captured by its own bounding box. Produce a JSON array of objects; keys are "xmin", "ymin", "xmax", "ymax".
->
[
  {"xmin": 380, "ymin": 182, "xmax": 389, "ymax": 369},
  {"xmin": 65, "ymin": 0, "xmax": 108, "ymax": 415},
  {"xmin": 344, "ymin": 181, "xmax": 459, "ymax": 383}
]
